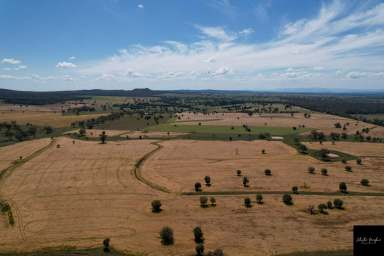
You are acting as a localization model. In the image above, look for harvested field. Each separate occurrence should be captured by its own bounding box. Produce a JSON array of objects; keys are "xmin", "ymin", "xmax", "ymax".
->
[
  {"xmin": 176, "ymin": 112, "xmax": 376, "ymax": 135},
  {"xmin": 0, "ymin": 111, "xmax": 107, "ymax": 128},
  {"xmin": 142, "ymin": 140, "xmax": 384, "ymax": 193},
  {"xmin": 0, "ymin": 138, "xmax": 383, "ymax": 255},
  {"xmin": 0, "ymin": 139, "xmax": 51, "ymax": 171}
]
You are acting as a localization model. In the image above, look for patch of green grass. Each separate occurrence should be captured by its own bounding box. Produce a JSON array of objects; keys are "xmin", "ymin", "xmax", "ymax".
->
[
  {"xmin": 96, "ymin": 114, "xmax": 172, "ymax": 130},
  {"xmin": 147, "ymin": 123, "xmax": 309, "ymax": 136}
]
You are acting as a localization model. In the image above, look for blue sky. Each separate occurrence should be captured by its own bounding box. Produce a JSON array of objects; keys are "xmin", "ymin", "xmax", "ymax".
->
[{"xmin": 0, "ymin": 0, "xmax": 383, "ymax": 91}]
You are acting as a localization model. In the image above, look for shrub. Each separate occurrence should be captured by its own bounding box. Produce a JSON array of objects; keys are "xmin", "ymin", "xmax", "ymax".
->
[
  {"xmin": 339, "ymin": 182, "xmax": 348, "ymax": 193},
  {"xmin": 342, "ymin": 159, "xmax": 347, "ymax": 164},
  {"xmin": 334, "ymin": 198, "xmax": 344, "ymax": 209},
  {"xmin": 160, "ymin": 226, "xmax": 174, "ymax": 245},
  {"xmin": 318, "ymin": 203, "xmax": 328, "ymax": 214},
  {"xmin": 308, "ymin": 166, "xmax": 315, "ymax": 174},
  {"xmin": 345, "ymin": 166, "xmax": 352, "ymax": 172},
  {"xmin": 292, "ymin": 186, "xmax": 299, "ymax": 194},
  {"xmin": 242, "ymin": 176, "xmax": 249, "ymax": 187},
  {"xmin": 196, "ymin": 244, "xmax": 204, "ymax": 256},
  {"xmin": 360, "ymin": 179, "xmax": 369, "ymax": 186},
  {"xmin": 356, "ymin": 158, "xmax": 362, "ymax": 165},
  {"xmin": 321, "ymin": 168, "xmax": 328, "ymax": 176},
  {"xmin": 327, "ymin": 201, "xmax": 334, "ymax": 209},
  {"xmin": 256, "ymin": 194, "xmax": 263, "ymax": 204},
  {"xmin": 261, "ymin": 149, "xmax": 266, "ymax": 154},
  {"xmin": 236, "ymin": 170, "xmax": 242, "ymax": 176},
  {"xmin": 151, "ymin": 200, "xmax": 162, "ymax": 213},
  {"xmin": 103, "ymin": 238, "xmax": 110, "ymax": 252},
  {"xmin": 307, "ymin": 205, "xmax": 315, "ymax": 215},
  {"xmin": 204, "ymin": 176, "xmax": 211, "ymax": 186},
  {"xmin": 264, "ymin": 169, "xmax": 272, "ymax": 176},
  {"xmin": 195, "ymin": 182, "xmax": 202, "ymax": 192},
  {"xmin": 210, "ymin": 197, "xmax": 216, "ymax": 207},
  {"xmin": 200, "ymin": 196, "xmax": 208, "ymax": 208},
  {"xmin": 244, "ymin": 197, "xmax": 252, "ymax": 208},
  {"xmin": 193, "ymin": 226, "xmax": 204, "ymax": 244},
  {"xmin": 282, "ymin": 194, "xmax": 293, "ymax": 205}
]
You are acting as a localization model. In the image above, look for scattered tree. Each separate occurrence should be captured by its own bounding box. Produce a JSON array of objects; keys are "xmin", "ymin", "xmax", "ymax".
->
[
  {"xmin": 345, "ymin": 165, "xmax": 352, "ymax": 172},
  {"xmin": 357, "ymin": 158, "xmax": 363, "ymax": 165},
  {"xmin": 307, "ymin": 205, "xmax": 315, "ymax": 215},
  {"xmin": 339, "ymin": 182, "xmax": 348, "ymax": 193},
  {"xmin": 327, "ymin": 201, "xmax": 334, "ymax": 209},
  {"xmin": 333, "ymin": 198, "xmax": 344, "ymax": 209},
  {"xmin": 308, "ymin": 166, "xmax": 315, "ymax": 174},
  {"xmin": 318, "ymin": 203, "xmax": 328, "ymax": 214},
  {"xmin": 282, "ymin": 194, "xmax": 293, "ymax": 205},
  {"xmin": 242, "ymin": 176, "xmax": 249, "ymax": 187},
  {"xmin": 200, "ymin": 196, "xmax": 208, "ymax": 208},
  {"xmin": 204, "ymin": 176, "xmax": 211, "ymax": 186},
  {"xmin": 99, "ymin": 131, "xmax": 107, "ymax": 144},
  {"xmin": 292, "ymin": 186, "xmax": 299, "ymax": 194},
  {"xmin": 210, "ymin": 197, "xmax": 216, "ymax": 207},
  {"xmin": 261, "ymin": 149, "xmax": 266, "ymax": 154},
  {"xmin": 244, "ymin": 197, "xmax": 252, "ymax": 208},
  {"xmin": 160, "ymin": 226, "xmax": 174, "ymax": 245},
  {"xmin": 256, "ymin": 193, "xmax": 263, "ymax": 204},
  {"xmin": 342, "ymin": 159, "xmax": 347, "ymax": 164},
  {"xmin": 264, "ymin": 169, "xmax": 272, "ymax": 176},
  {"xmin": 103, "ymin": 238, "xmax": 110, "ymax": 252},
  {"xmin": 193, "ymin": 226, "xmax": 204, "ymax": 244},
  {"xmin": 151, "ymin": 200, "xmax": 162, "ymax": 213},
  {"xmin": 360, "ymin": 179, "xmax": 369, "ymax": 186},
  {"xmin": 236, "ymin": 170, "xmax": 242, "ymax": 176},
  {"xmin": 195, "ymin": 182, "xmax": 202, "ymax": 192},
  {"xmin": 321, "ymin": 168, "xmax": 328, "ymax": 176}
]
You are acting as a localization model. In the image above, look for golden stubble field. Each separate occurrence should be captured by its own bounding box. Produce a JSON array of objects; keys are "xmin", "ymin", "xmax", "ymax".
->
[
  {"xmin": 1, "ymin": 138, "xmax": 384, "ymax": 255},
  {"xmin": 176, "ymin": 112, "xmax": 384, "ymax": 136},
  {"xmin": 0, "ymin": 111, "xmax": 107, "ymax": 128}
]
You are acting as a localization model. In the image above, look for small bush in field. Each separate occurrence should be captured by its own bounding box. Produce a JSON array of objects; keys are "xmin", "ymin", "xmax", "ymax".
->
[
  {"xmin": 321, "ymin": 168, "xmax": 328, "ymax": 176},
  {"xmin": 283, "ymin": 194, "xmax": 293, "ymax": 205},
  {"xmin": 292, "ymin": 186, "xmax": 299, "ymax": 194},
  {"xmin": 151, "ymin": 200, "xmax": 162, "ymax": 213},
  {"xmin": 256, "ymin": 194, "xmax": 263, "ymax": 204},
  {"xmin": 264, "ymin": 169, "xmax": 272, "ymax": 176},
  {"xmin": 244, "ymin": 197, "xmax": 252, "ymax": 208},
  {"xmin": 308, "ymin": 166, "xmax": 315, "ymax": 174},
  {"xmin": 200, "ymin": 196, "xmax": 208, "ymax": 208},
  {"xmin": 334, "ymin": 199, "xmax": 344, "ymax": 209},
  {"xmin": 160, "ymin": 226, "xmax": 174, "ymax": 245},
  {"xmin": 360, "ymin": 179, "xmax": 369, "ymax": 186}
]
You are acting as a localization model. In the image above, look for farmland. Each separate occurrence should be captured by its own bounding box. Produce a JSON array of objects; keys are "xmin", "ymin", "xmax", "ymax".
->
[{"xmin": 0, "ymin": 90, "xmax": 384, "ymax": 256}]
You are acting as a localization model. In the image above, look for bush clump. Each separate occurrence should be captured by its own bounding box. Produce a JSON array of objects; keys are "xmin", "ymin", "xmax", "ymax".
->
[
  {"xmin": 244, "ymin": 197, "xmax": 252, "ymax": 208},
  {"xmin": 334, "ymin": 198, "xmax": 344, "ymax": 209},
  {"xmin": 360, "ymin": 179, "xmax": 369, "ymax": 186},
  {"xmin": 264, "ymin": 169, "xmax": 272, "ymax": 176},
  {"xmin": 151, "ymin": 200, "xmax": 162, "ymax": 213},
  {"xmin": 160, "ymin": 226, "xmax": 174, "ymax": 245},
  {"xmin": 256, "ymin": 194, "xmax": 263, "ymax": 204},
  {"xmin": 282, "ymin": 194, "xmax": 293, "ymax": 205},
  {"xmin": 195, "ymin": 182, "xmax": 202, "ymax": 192}
]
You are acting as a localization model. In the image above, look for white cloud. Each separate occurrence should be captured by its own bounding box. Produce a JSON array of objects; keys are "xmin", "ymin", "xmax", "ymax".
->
[
  {"xmin": 69, "ymin": 56, "xmax": 76, "ymax": 60},
  {"xmin": 239, "ymin": 28, "xmax": 254, "ymax": 36},
  {"xmin": 196, "ymin": 25, "xmax": 237, "ymax": 42},
  {"xmin": 137, "ymin": 4, "xmax": 144, "ymax": 9},
  {"xmin": 56, "ymin": 61, "xmax": 77, "ymax": 68},
  {"xmin": 1, "ymin": 58, "xmax": 21, "ymax": 65}
]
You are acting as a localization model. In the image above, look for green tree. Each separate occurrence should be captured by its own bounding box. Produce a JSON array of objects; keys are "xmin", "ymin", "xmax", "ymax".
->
[
  {"xmin": 282, "ymin": 194, "xmax": 293, "ymax": 205},
  {"xmin": 360, "ymin": 179, "xmax": 369, "ymax": 186},
  {"xmin": 318, "ymin": 203, "xmax": 328, "ymax": 214},
  {"xmin": 99, "ymin": 131, "xmax": 107, "ymax": 144},
  {"xmin": 256, "ymin": 194, "xmax": 263, "ymax": 204},
  {"xmin": 242, "ymin": 176, "xmax": 249, "ymax": 187},
  {"xmin": 204, "ymin": 176, "xmax": 211, "ymax": 186},
  {"xmin": 195, "ymin": 182, "xmax": 202, "ymax": 192},
  {"xmin": 308, "ymin": 166, "xmax": 315, "ymax": 174},
  {"xmin": 103, "ymin": 238, "xmax": 110, "ymax": 252},
  {"xmin": 244, "ymin": 197, "xmax": 252, "ymax": 208},
  {"xmin": 321, "ymin": 168, "xmax": 328, "ymax": 176},
  {"xmin": 339, "ymin": 182, "xmax": 348, "ymax": 193},
  {"xmin": 264, "ymin": 169, "xmax": 272, "ymax": 176},
  {"xmin": 160, "ymin": 226, "xmax": 174, "ymax": 245},
  {"xmin": 333, "ymin": 199, "xmax": 344, "ymax": 209},
  {"xmin": 193, "ymin": 226, "xmax": 204, "ymax": 244},
  {"xmin": 151, "ymin": 200, "xmax": 162, "ymax": 213}
]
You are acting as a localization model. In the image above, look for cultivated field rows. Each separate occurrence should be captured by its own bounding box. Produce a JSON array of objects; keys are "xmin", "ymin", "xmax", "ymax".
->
[{"xmin": 1, "ymin": 138, "xmax": 384, "ymax": 255}]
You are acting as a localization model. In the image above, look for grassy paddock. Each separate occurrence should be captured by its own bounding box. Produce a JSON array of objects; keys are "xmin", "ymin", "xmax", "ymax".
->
[{"xmin": 147, "ymin": 123, "xmax": 310, "ymax": 136}]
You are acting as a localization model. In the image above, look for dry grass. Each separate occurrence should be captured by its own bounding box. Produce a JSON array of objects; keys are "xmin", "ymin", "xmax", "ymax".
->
[
  {"xmin": 0, "ymin": 138, "xmax": 384, "ymax": 255},
  {"xmin": 0, "ymin": 111, "xmax": 107, "ymax": 128},
  {"xmin": 176, "ymin": 112, "xmax": 378, "ymax": 135}
]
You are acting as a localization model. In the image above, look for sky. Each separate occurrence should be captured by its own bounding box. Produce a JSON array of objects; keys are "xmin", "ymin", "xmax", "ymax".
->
[{"xmin": 0, "ymin": 0, "xmax": 384, "ymax": 91}]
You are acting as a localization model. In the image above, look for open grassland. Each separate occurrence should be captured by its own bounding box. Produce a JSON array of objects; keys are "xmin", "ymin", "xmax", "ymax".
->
[
  {"xmin": 0, "ymin": 138, "xmax": 383, "ymax": 255},
  {"xmin": 0, "ymin": 110, "xmax": 108, "ymax": 128},
  {"xmin": 176, "ymin": 112, "xmax": 383, "ymax": 136}
]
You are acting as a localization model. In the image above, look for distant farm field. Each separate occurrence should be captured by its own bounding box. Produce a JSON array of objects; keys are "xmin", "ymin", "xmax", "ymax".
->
[
  {"xmin": 0, "ymin": 110, "xmax": 107, "ymax": 128},
  {"xmin": 147, "ymin": 123, "xmax": 309, "ymax": 136},
  {"xmin": 176, "ymin": 112, "xmax": 381, "ymax": 135}
]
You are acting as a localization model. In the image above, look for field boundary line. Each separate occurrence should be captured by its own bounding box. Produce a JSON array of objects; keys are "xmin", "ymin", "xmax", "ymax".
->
[
  {"xmin": 182, "ymin": 190, "xmax": 384, "ymax": 197},
  {"xmin": 131, "ymin": 141, "xmax": 171, "ymax": 193}
]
